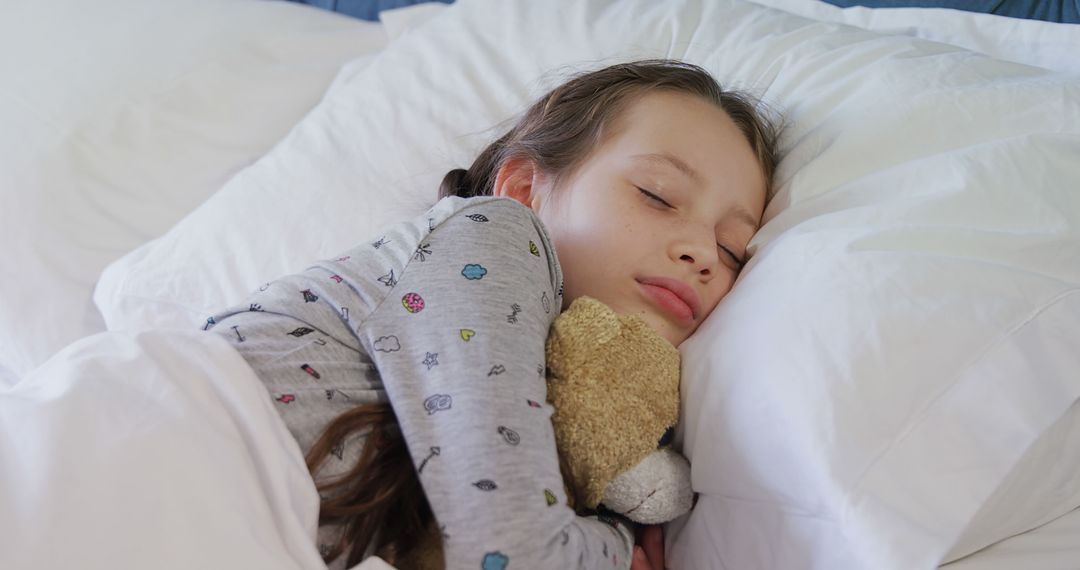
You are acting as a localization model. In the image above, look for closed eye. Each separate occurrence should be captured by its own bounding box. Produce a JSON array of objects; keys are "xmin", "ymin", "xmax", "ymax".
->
[
  {"xmin": 637, "ymin": 187, "xmax": 673, "ymax": 208},
  {"xmin": 719, "ymin": 244, "xmax": 744, "ymax": 267}
]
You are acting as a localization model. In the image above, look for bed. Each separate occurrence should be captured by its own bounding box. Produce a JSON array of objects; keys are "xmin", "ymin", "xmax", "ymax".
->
[{"xmin": 2, "ymin": 1, "xmax": 1078, "ymax": 569}]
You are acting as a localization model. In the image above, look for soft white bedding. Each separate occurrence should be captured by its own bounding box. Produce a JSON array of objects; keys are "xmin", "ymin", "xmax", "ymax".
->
[
  {"xmin": 0, "ymin": 330, "xmax": 326, "ymax": 569},
  {"xmin": 944, "ymin": 505, "xmax": 1080, "ymax": 569},
  {"xmin": 749, "ymin": 0, "xmax": 1080, "ymax": 74},
  {"xmin": 5, "ymin": 0, "xmax": 1080, "ymax": 569},
  {"xmin": 0, "ymin": 0, "xmax": 387, "ymax": 384}
]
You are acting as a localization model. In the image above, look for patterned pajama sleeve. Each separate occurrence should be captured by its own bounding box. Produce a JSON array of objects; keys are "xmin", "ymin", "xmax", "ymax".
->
[
  {"xmin": 355, "ymin": 197, "xmax": 633, "ymax": 569},
  {"xmin": 207, "ymin": 196, "xmax": 633, "ymax": 569}
]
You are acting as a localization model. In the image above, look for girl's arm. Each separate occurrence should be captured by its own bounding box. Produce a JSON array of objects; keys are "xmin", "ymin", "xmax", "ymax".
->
[{"xmin": 356, "ymin": 197, "xmax": 633, "ymax": 569}]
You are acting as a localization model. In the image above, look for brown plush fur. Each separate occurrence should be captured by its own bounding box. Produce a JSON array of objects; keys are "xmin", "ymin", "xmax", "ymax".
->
[{"xmin": 545, "ymin": 296, "xmax": 681, "ymax": 509}]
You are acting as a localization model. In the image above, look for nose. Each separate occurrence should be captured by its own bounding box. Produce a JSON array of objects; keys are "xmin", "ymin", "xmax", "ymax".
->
[{"xmin": 672, "ymin": 228, "xmax": 720, "ymax": 277}]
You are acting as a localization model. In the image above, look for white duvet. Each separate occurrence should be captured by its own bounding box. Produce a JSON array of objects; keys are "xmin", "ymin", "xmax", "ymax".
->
[{"xmin": 0, "ymin": 330, "xmax": 331, "ymax": 569}]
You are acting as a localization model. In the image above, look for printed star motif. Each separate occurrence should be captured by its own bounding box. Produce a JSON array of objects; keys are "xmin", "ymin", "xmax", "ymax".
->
[{"xmin": 422, "ymin": 352, "xmax": 439, "ymax": 370}]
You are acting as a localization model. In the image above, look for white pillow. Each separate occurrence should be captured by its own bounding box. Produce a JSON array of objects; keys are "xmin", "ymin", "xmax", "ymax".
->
[
  {"xmin": 0, "ymin": 0, "xmax": 386, "ymax": 382},
  {"xmin": 750, "ymin": 0, "xmax": 1080, "ymax": 74},
  {"xmin": 94, "ymin": 0, "xmax": 1080, "ymax": 568}
]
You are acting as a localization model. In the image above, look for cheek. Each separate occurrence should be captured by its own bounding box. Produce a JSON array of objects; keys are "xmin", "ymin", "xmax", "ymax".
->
[{"xmin": 547, "ymin": 218, "xmax": 635, "ymax": 304}]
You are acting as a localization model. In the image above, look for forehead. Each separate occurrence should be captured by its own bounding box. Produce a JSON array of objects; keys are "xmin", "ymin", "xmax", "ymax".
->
[
  {"xmin": 606, "ymin": 91, "xmax": 746, "ymax": 158},
  {"xmin": 601, "ymin": 91, "xmax": 766, "ymax": 216}
]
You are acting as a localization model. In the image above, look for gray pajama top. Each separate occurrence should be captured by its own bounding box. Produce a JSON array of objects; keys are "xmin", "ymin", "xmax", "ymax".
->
[{"xmin": 205, "ymin": 196, "xmax": 633, "ymax": 570}]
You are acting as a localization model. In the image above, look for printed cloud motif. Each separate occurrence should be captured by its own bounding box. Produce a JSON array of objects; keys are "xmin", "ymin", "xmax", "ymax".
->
[
  {"xmin": 462, "ymin": 264, "xmax": 488, "ymax": 280},
  {"xmin": 373, "ymin": 335, "xmax": 401, "ymax": 352}
]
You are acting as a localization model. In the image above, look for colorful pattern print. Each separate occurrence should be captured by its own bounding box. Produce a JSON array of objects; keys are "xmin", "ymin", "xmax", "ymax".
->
[
  {"xmin": 401, "ymin": 292, "xmax": 425, "ymax": 313},
  {"xmin": 202, "ymin": 196, "xmax": 633, "ymax": 570}
]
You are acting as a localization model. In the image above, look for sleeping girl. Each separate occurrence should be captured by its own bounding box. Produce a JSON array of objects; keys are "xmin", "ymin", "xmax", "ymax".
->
[{"xmin": 204, "ymin": 59, "xmax": 780, "ymax": 570}]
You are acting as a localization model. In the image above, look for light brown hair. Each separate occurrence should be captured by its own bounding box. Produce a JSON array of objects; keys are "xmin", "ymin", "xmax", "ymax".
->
[
  {"xmin": 439, "ymin": 59, "xmax": 782, "ymax": 202},
  {"xmin": 308, "ymin": 59, "xmax": 782, "ymax": 568}
]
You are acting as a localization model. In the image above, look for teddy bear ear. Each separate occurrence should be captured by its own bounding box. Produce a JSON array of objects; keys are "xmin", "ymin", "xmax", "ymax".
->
[{"xmin": 552, "ymin": 296, "xmax": 622, "ymax": 346}]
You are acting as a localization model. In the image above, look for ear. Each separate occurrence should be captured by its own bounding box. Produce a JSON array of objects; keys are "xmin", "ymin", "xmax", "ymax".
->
[{"xmin": 493, "ymin": 157, "xmax": 546, "ymax": 210}]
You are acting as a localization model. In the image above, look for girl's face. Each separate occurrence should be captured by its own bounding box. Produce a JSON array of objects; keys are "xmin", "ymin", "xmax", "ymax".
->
[{"xmin": 498, "ymin": 91, "xmax": 767, "ymax": 347}]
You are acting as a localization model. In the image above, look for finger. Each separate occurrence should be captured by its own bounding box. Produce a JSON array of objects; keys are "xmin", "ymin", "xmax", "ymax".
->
[
  {"xmin": 631, "ymin": 545, "xmax": 652, "ymax": 570},
  {"xmin": 642, "ymin": 525, "xmax": 665, "ymax": 569}
]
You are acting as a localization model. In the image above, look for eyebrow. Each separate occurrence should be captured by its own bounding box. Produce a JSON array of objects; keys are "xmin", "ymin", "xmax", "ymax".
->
[
  {"xmin": 633, "ymin": 152, "xmax": 760, "ymax": 231},
  {"xmin": 633, "ymin": 152, "xmax": 704, "ymax": 186}
]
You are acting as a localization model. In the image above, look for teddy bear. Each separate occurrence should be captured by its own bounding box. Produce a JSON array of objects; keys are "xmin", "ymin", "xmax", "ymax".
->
[
  {"xmin": 392, "ymin": 295, "xmax": 694, "ymax": 569},
  {"xmin": 544, "ymin": 295, "xmax": 694, "ymax": 523}
]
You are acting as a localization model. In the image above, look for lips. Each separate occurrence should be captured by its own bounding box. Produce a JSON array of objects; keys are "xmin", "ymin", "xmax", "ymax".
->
[{"xmin": 637, "ymin": 277, "xmax": 702, "ymax": 323}]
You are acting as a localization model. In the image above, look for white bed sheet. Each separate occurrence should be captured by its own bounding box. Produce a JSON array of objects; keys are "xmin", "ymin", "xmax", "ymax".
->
[{"xmin": 0, "ymin": 0, "xmax": 388, "ymax": 384}]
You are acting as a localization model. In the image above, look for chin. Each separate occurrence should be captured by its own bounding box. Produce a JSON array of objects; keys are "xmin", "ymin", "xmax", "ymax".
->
[{"xmin": 639, "ymin": 313, "xmax": 687, "ymax": 347}]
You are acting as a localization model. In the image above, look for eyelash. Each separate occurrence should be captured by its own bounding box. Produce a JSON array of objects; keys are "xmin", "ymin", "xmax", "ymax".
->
[{"xmin": 636, "ymin": 187, "xmax": 744, "ymax": 266}]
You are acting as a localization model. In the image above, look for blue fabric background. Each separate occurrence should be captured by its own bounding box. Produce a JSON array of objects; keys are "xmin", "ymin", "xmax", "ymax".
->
[
  {"xmin": 286, "ymin": 0, "xmax": 454, "ymax": 22},
  {"xmin": 286, "ymin": 0, "xmax": 1077, "ymax": 25}
]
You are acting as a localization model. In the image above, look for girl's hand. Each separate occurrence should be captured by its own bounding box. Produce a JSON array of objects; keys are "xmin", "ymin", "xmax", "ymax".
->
[{"xmin": 631, "ymin": 524, "xmax": 666, "ymax": 570}]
